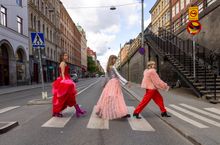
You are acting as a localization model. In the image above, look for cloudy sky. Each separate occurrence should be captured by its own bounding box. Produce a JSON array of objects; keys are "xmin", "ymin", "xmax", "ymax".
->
[{"xmin": 61, "ymin": 0, "xmax": 156, "ymax": 70}]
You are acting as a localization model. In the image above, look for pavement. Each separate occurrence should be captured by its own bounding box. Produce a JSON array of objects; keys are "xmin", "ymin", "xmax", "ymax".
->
[
  {"xmin": 123, "ymin": 83, "xmax": 220, "ymax": 145},
  {"xmin": 0, "ymin": 78, "xmax": 193, "ymax": 145}
]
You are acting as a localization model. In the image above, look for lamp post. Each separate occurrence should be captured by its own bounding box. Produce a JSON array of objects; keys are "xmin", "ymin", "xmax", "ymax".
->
[{"xmin": 141, "ymin": 0, "xmax": 145, "ymax": 71}]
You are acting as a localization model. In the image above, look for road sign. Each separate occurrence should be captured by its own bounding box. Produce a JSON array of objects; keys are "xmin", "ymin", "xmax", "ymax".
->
[
  {"xmin": 31, "ymin": 32, "xmax": 45, "ymax": 48},
  {"xmin": 139, "ymin": 47, "xmax": 145, "ymax": 55},
  {"xmin": 187, "ymin": 21, "xmax": 201, "ymax": 35},
  {"xmin": 189, "ymin": 6, "xmax": 199, "ymax": 21}
]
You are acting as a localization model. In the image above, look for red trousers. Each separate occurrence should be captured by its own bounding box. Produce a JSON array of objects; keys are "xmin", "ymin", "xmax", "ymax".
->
[{"xmin": 134, "ymin": 89, "xmax": 167, "ymax": 114}]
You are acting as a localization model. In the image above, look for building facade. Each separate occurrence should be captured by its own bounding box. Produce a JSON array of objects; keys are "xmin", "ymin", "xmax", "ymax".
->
[
  {"xmin": 87, "ymin": 47, "xmax": 97, "ymax": 63},
  {"xmin": 0, "ymin": 0, "xmax": 30, "ymax": 86},
  {"xmin": 28, "ymin": 0, "xmax": 61, "ymax": 83},
  {"xmin": 77, "ymin": 24, "xmax": 87, "ymax": 77},
  {"xmin": 119, "ymin": 43, "xmax": 130, "ymax": 64},
  {"xmin": 150, "ymin": 0, "xmax": 171, "ymax": 34},
  {"xmin": 60, "ymin": 2, "xmax": 81, "ymax": 76}
]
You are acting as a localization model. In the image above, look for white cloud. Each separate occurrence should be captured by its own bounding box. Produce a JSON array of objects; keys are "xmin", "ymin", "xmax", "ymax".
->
[{"xmin": 60, "ymin": 0, "xmax": 149, "ymax": 69}]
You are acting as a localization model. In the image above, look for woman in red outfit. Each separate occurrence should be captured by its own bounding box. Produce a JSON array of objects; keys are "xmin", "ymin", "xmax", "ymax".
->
[
  {"xmin": 133, "ymin": 61, "xmax": 171, "ymax": 119},
  {"xmin": 52, "ymin": 52, "xmax": 86, "ymax": 117}
]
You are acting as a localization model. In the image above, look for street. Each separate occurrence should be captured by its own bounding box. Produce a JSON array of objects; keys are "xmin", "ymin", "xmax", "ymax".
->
[{"xmin": 0, "ymin": 78, "xmax": 194, "ymax": 145}]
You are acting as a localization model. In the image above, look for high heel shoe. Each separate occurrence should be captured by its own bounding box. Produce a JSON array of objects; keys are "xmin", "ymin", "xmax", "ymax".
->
[
  {"xmin": 74, "ymin": 104, "xmax": 87, "ymax": 118},
  {"xmin": 52, "ymin": 113, "xmax": 63, "ymax": 117},
  {"xmin": 161, "ymin": 112, "xmax": 171, "ymax": 117},
  {"xmin": 133, "ymin": 113, "xmax": 141, "ymax": 119},
  {"xmin": 122, "ymin": 114, "xmax": 131, "ymax": 118}
]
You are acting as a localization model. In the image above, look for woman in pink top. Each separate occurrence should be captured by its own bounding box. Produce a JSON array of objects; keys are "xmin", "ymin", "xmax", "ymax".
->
[{"xmin": 133, "ymin": 61, "xmax": 171, "ymax": 119}]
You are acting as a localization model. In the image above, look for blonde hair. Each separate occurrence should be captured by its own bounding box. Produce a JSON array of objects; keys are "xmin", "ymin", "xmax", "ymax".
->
[
  {"xmin": 147, "ymin": 61, "xmax": 156, "ymax": 69},
  {"xmin": 106, "ymin": 55, "xmax": 117, "ymax": 72}
]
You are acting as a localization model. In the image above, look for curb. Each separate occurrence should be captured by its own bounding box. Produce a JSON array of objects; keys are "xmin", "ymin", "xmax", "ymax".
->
[
  {"xmin": 0, "ymin": 84, "xmax": 51, "ymax": 96},
  {"xmin": 122, "ymin": 86, "xmax": 201, "ymax": 145},
  {"xmin": 0, "ymin": 121, "xmax": 19, "ymax": 134}
]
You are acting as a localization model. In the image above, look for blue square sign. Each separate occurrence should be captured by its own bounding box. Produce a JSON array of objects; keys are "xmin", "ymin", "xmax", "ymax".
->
[{"xmin": 31, "ymin": 32, "xmax": 45, "ymax": 48}]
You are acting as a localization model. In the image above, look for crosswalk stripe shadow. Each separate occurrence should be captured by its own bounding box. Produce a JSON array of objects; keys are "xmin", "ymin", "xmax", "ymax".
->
[
  {"xmin": 127, "ymin": 106, "xmax": 155, "ymax": 131},
  {"xmin": 86, "ymin": 106, "xmax": 109, "ymax": 129},
  {"xmin": 42, "ymin": 107, "xmax": 75, "ymax": 128}
]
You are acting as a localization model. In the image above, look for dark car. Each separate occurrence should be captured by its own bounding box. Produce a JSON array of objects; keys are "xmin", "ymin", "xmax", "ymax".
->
[{"xmin": 70, "ymin": 73, "xmax": 78, "ymax": 82}]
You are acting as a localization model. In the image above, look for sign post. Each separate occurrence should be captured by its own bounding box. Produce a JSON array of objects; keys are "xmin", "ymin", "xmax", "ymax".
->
[
  {"xmin": 187, "ymin": 6, "xmax": 201, "ymax": 79},
  {"xmin": 31, "ymin": 32, "xmax": 47, "ymax": 99}
]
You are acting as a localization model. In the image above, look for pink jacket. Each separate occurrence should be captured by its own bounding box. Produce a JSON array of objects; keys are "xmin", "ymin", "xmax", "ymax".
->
[{"xmin": 141, "ymin": 69, "xmax": 169, "ymax": 90}]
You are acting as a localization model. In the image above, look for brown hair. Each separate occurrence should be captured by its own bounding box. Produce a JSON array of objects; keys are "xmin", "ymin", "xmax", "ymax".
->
[
  {"xmin": 147, "ymin": 61, "xmax": 156, "ymax": 69},
  {"xmin": 106, "ymin": 55, "xmax": 117, "ymax": 72},
  {"xmin": 59, "ymin": 52, "xmax": 68, "ymax": 63}
]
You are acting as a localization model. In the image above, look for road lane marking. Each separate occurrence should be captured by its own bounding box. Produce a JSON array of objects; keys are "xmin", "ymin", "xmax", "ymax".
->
[
  {"xmin": 166, "ymin": 107, "xmax": 209, "ymax": 128},
  {"xmin": 170, "ymin": 105, "xmax": 220, "ymax": 127},
  {"xmin": 87, "ymin": 106, "xmax": 109, "ymax": 129},
  {"xmin": 42, "ymin": 107, "xmax": 75, "ymax": 128},
  {"xmin": 127, "ymin": 106, "xmax": 155, "ymax": 131},
  {"xmin": 0, "ymin": 106, "xmax": 20, "ymax": 114},
  {"xmin": 204, "ymin": 108, "xmax": 220, "ymax": 115},
  {"xmin": 77, "ymin": 79, "xmax": 100, "ymax": 95},
  {"xmin": 180, "ymin": 104, "xmax": 220, "ymax": 120}
]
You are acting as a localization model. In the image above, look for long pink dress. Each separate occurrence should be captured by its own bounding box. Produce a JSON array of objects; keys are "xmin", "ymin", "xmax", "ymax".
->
[
  {"xmin": 95, "ymin": 66, "xmax": 128, "ymax": 120},
  {"xmin": 52, "ymin": 65, "xmax": 77, "ymax": 114}
]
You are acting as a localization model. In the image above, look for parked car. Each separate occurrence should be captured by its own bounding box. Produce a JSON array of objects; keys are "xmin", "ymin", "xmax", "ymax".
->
[{"xmin": 70, "ymin": 73, "xmax": 78, "ymax": 82}]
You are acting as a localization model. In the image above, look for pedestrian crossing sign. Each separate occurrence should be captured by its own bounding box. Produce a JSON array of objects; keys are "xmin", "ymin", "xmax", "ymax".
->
[{"xmin": 31, "ymin": 32, "xmax": 45, "ymax": 48}]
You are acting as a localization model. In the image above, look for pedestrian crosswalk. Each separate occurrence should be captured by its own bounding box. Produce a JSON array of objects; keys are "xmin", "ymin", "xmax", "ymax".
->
[
  {"xmin": 0, "ymin": 106, "xmax": 20, "ymax": 114},
  {"xmin": 40, "ymin": 104, "xmax": 220, "ymax": 131}
]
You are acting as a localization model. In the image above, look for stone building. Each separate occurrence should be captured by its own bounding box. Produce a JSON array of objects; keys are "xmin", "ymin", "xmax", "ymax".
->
[
  {"xmin": 0, "ymin": 0, "xmax": 30, "ymax": 86},
  {"xmin": 28, "ymin": 0, "xmax": 61, "ymax": 83}
]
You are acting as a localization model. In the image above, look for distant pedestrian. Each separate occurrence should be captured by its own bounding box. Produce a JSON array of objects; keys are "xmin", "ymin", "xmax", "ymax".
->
[
  {"xmin": 95, "ymin": 55, "xmax": 131, "ymax": 120},
  {"xmin": 133, "ymin": 61, "xmax": 171, "ymax": 119},
  {"xmin": 52, "ymin": 52, "xmax": 86, "ymax": 117}
]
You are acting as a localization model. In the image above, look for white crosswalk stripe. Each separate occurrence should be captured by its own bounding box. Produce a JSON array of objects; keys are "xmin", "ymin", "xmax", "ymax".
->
[
  {"xmin": 0, "ymin": 106, "xmax": 20, "ymax": 114},
  {"xmin": 170, "ymin": 104, "xmax": 220, "ymax": 127},
  {"xmin": 86, "ymin": 106, "xmax": 109, "ymax": 129},
  {"xmin": 42, "ymin": 107, "xmax": 75, "ymax": 128},
  {"xmin": 204, "ymin": 108, "xmax": 220, "ymax": 115},
  {"xmin": 180, "ymin": 104, "xmax": 220, "ymax": 120},
  {"xmin": 127, "ymin": 106, "xmax": 155, "ymax": 131},
  {"xmin": 166, "ymin": 107, "xmax": 209, "ymax": 128}
]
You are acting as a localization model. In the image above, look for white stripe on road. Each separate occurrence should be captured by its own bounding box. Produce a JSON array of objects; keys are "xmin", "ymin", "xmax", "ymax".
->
[
  {"xmin": 87, "ymin": 106, "xmax": 109, "ymax": 129},
  {"xmin": 180, "ymin": 104, "xmax": 220, "ymax": 120},
  {"xmin": 127, "ymin": 106, "xmax": 155, "ymax": 131},
  {"xmin": 42, "ymin": 107, "xmax": 75, "ymax": 128},
  {"xmin": 204, "ymin": 108, "xmax": 220, "ymax": 115},
  {"xmin": 166, "ymin": 107, "xmax": 209, "ymax": 128},
  {"xmin": 77, "ymin": 79, "xmax": 100, "ymax": 95},
  {"xmin": 170, "ymin": 105, "xmax": 220, "ymax": 127},
  {"xmin": 0, "ymin": 106, "xmax": 20, "ymax": 114}
]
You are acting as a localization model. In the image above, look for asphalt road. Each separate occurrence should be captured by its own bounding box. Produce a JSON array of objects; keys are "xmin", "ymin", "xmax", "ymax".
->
[{"xmin": 0, "ymin": 78, "xmax": 193, "ymax": 145}]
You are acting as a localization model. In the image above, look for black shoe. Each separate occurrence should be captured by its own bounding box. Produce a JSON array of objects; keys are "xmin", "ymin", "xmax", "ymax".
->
[
  {"xmin": 122, "ymin": 114, "xmax": 131, "ymax": 118},
  {"xmin": 133, "ymin": 113, "xmax": 142, "ymax": 119},
  {"xmin": 161, "ymin": 112, "xmax": 171, "ymax": 117}
]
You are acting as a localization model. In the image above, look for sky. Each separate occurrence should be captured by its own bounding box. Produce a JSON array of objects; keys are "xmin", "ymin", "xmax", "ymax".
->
[{"xmin": 61, "ymin": 0, "xmax": 157, "ymax": 70}]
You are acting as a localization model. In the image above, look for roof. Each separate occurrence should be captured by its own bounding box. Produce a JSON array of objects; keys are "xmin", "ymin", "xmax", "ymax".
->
[{"xmin": 149, "ymin": 0, "xmax": 160, "ymax": 13}]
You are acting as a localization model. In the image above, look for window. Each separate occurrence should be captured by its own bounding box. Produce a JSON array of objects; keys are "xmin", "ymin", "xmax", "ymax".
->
[
  {"xmin": 180, "ymin": 0, "xmax": 184, "ymax": 10},
  {"xmin": 37, "ymin": 20, "xmax": 40, "ymax": 32},
  {"xmin": 172, "ymin": 6, "xmax": 175, "ymax": 17},
  {"xmin": 42, "ymin": 24, "xmax": 45, "ymax": 33},
  {"xmin": 1, "ymin": 6, "xmax": 7, "ymax": 26},
  {"xmin": 16, "ymin": 0, "xmax": 22, "ymax": 7},
  {"xmin": 41, "ymin": 2, "xmax": 44, "ymax": 12},
  {"xmin": 30, "ymin": 13, "xmax": 33, "ymax": 28},
  {"xmin": 186, "ymin": 0, "xmax": 190, "ymax": 5},
  {"xmin": 175, "ymin": 2, "xmax": 179, "ymax": 15},
  {"xmin": 17, "ymin": 16, "xmax": 22, "ymax": 34},
  {"xmin": 47, "ymin": 27, "xmax": 49, "ymax": 38},
  {"xmin": 33, "ymin": 16, "xmax": 36, "ymax": 29}
]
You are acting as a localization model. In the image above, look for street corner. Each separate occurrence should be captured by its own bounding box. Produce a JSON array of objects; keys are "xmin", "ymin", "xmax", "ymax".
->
[
  {"xmin": 27, "ymin": 97, "xmax": 52, "ymax": 105},
  {"xmin": 0, "ymin": 121, "xmax": 19, "ymax": 134}
]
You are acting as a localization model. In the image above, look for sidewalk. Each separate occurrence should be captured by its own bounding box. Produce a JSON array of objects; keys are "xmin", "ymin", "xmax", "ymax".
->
[
  {"xmin": 123, "ymin": 83, "xmax": 220, "ymax": 145},
  {"xmin": 0, "ymin": 83, "xmax": 52, "ymax": 96}
]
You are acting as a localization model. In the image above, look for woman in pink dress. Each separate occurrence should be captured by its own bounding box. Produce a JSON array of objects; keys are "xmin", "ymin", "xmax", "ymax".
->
[
  {"xmin": 52, "ymin": 52, "xmax": 86, "ymax": 117},
  {"xmin": 95, "ymin": 55, "xmax": 131, "ymax": 120}
]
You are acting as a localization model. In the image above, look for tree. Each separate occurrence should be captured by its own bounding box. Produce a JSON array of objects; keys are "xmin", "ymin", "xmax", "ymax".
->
[{"xmin": 87, "ymin": 56, "xmax": 97, "ymax": 73}]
